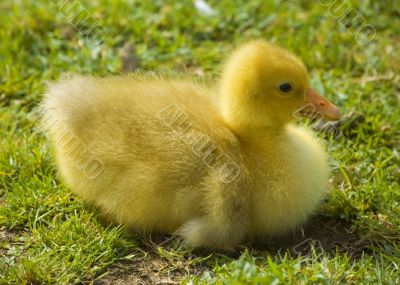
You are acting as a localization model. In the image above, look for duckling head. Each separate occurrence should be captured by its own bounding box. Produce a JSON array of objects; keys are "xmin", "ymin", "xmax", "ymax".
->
[{"xmin": 219, "ymin": 40, "xmax": 341, "ymax": 135}]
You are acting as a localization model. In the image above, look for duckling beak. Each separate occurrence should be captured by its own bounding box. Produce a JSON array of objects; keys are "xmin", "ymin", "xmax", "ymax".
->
[{"xmin": 303, "ymin": 88, "xmax": 342, "ymax": 121}]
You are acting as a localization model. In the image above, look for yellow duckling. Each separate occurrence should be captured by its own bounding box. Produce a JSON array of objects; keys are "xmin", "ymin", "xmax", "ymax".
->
[{"xmin": 41, "ymin": 40, "xmax": 341, "ymax": 249}]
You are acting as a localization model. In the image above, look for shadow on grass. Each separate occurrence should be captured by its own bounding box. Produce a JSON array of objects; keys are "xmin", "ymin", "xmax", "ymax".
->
[
  {"xmin": 94, "ymin": 215, "xmax": 370, "ymax": 284},
  {"xmin": 254, "ymin": 215, "xmax": 370, "ymax": 259}
]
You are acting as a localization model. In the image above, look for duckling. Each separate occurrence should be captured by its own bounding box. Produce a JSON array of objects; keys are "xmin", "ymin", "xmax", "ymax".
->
[{"xmin": 41, "ymin": 40, "xmax": 341, "ymax": 249}]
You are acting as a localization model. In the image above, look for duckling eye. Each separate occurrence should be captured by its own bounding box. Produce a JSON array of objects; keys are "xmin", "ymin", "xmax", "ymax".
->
[{"xmin": 278, "ymin": 82, "xmax": 292, "ymax": 93}]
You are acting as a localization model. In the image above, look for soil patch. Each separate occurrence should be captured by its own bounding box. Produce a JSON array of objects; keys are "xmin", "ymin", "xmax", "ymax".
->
[{"xmin": 0, "ymin": 226, "xmax": 20, "ymax": 257}]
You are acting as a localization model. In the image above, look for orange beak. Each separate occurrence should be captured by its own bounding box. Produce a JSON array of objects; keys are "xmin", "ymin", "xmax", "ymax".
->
[{"xmin": 302, "ymin": 88, "xmax": 342, "ymax": 121}]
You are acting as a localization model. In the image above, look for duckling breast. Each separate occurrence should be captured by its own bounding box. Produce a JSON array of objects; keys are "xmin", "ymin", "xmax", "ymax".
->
[{"xmin": 249, "ymin": 125, "xmax": 329, "ymax": 237}]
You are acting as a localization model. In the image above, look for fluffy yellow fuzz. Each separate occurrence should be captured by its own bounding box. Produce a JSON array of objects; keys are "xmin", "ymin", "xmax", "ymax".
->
[{"xmin": 41, "ymin": 40, "xmax": 330, "ymax": 249}]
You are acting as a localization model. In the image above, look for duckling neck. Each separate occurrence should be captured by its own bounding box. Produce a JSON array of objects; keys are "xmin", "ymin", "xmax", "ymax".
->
[
  {"xmin": 234, "ymin": 125, "xmax": 287, "ymax": 148},
  {"xmin": 220, "ymin": 110, "xmax": 289, "ymax": 147}
]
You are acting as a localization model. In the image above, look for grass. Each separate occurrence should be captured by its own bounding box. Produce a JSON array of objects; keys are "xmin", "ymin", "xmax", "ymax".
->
[{"xmin": 0, "ymin": 0, "xmax": 399, "ymax": 283}]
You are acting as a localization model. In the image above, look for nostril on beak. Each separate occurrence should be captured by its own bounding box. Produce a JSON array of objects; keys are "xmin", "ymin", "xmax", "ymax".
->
[{"xmin": 319, "ymin": 102, "xmax": 325, "ymax": 107}]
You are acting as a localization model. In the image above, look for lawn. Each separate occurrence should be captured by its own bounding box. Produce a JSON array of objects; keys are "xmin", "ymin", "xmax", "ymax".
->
[{"xmin": 0, "ymin": 0, "xmax": 399, "ymax": 284}]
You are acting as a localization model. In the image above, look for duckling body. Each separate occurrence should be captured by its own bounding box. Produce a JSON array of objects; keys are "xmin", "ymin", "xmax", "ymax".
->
[{"xmin": 41, "ymin": 40, "xmax": 340, "ymax": 249}]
